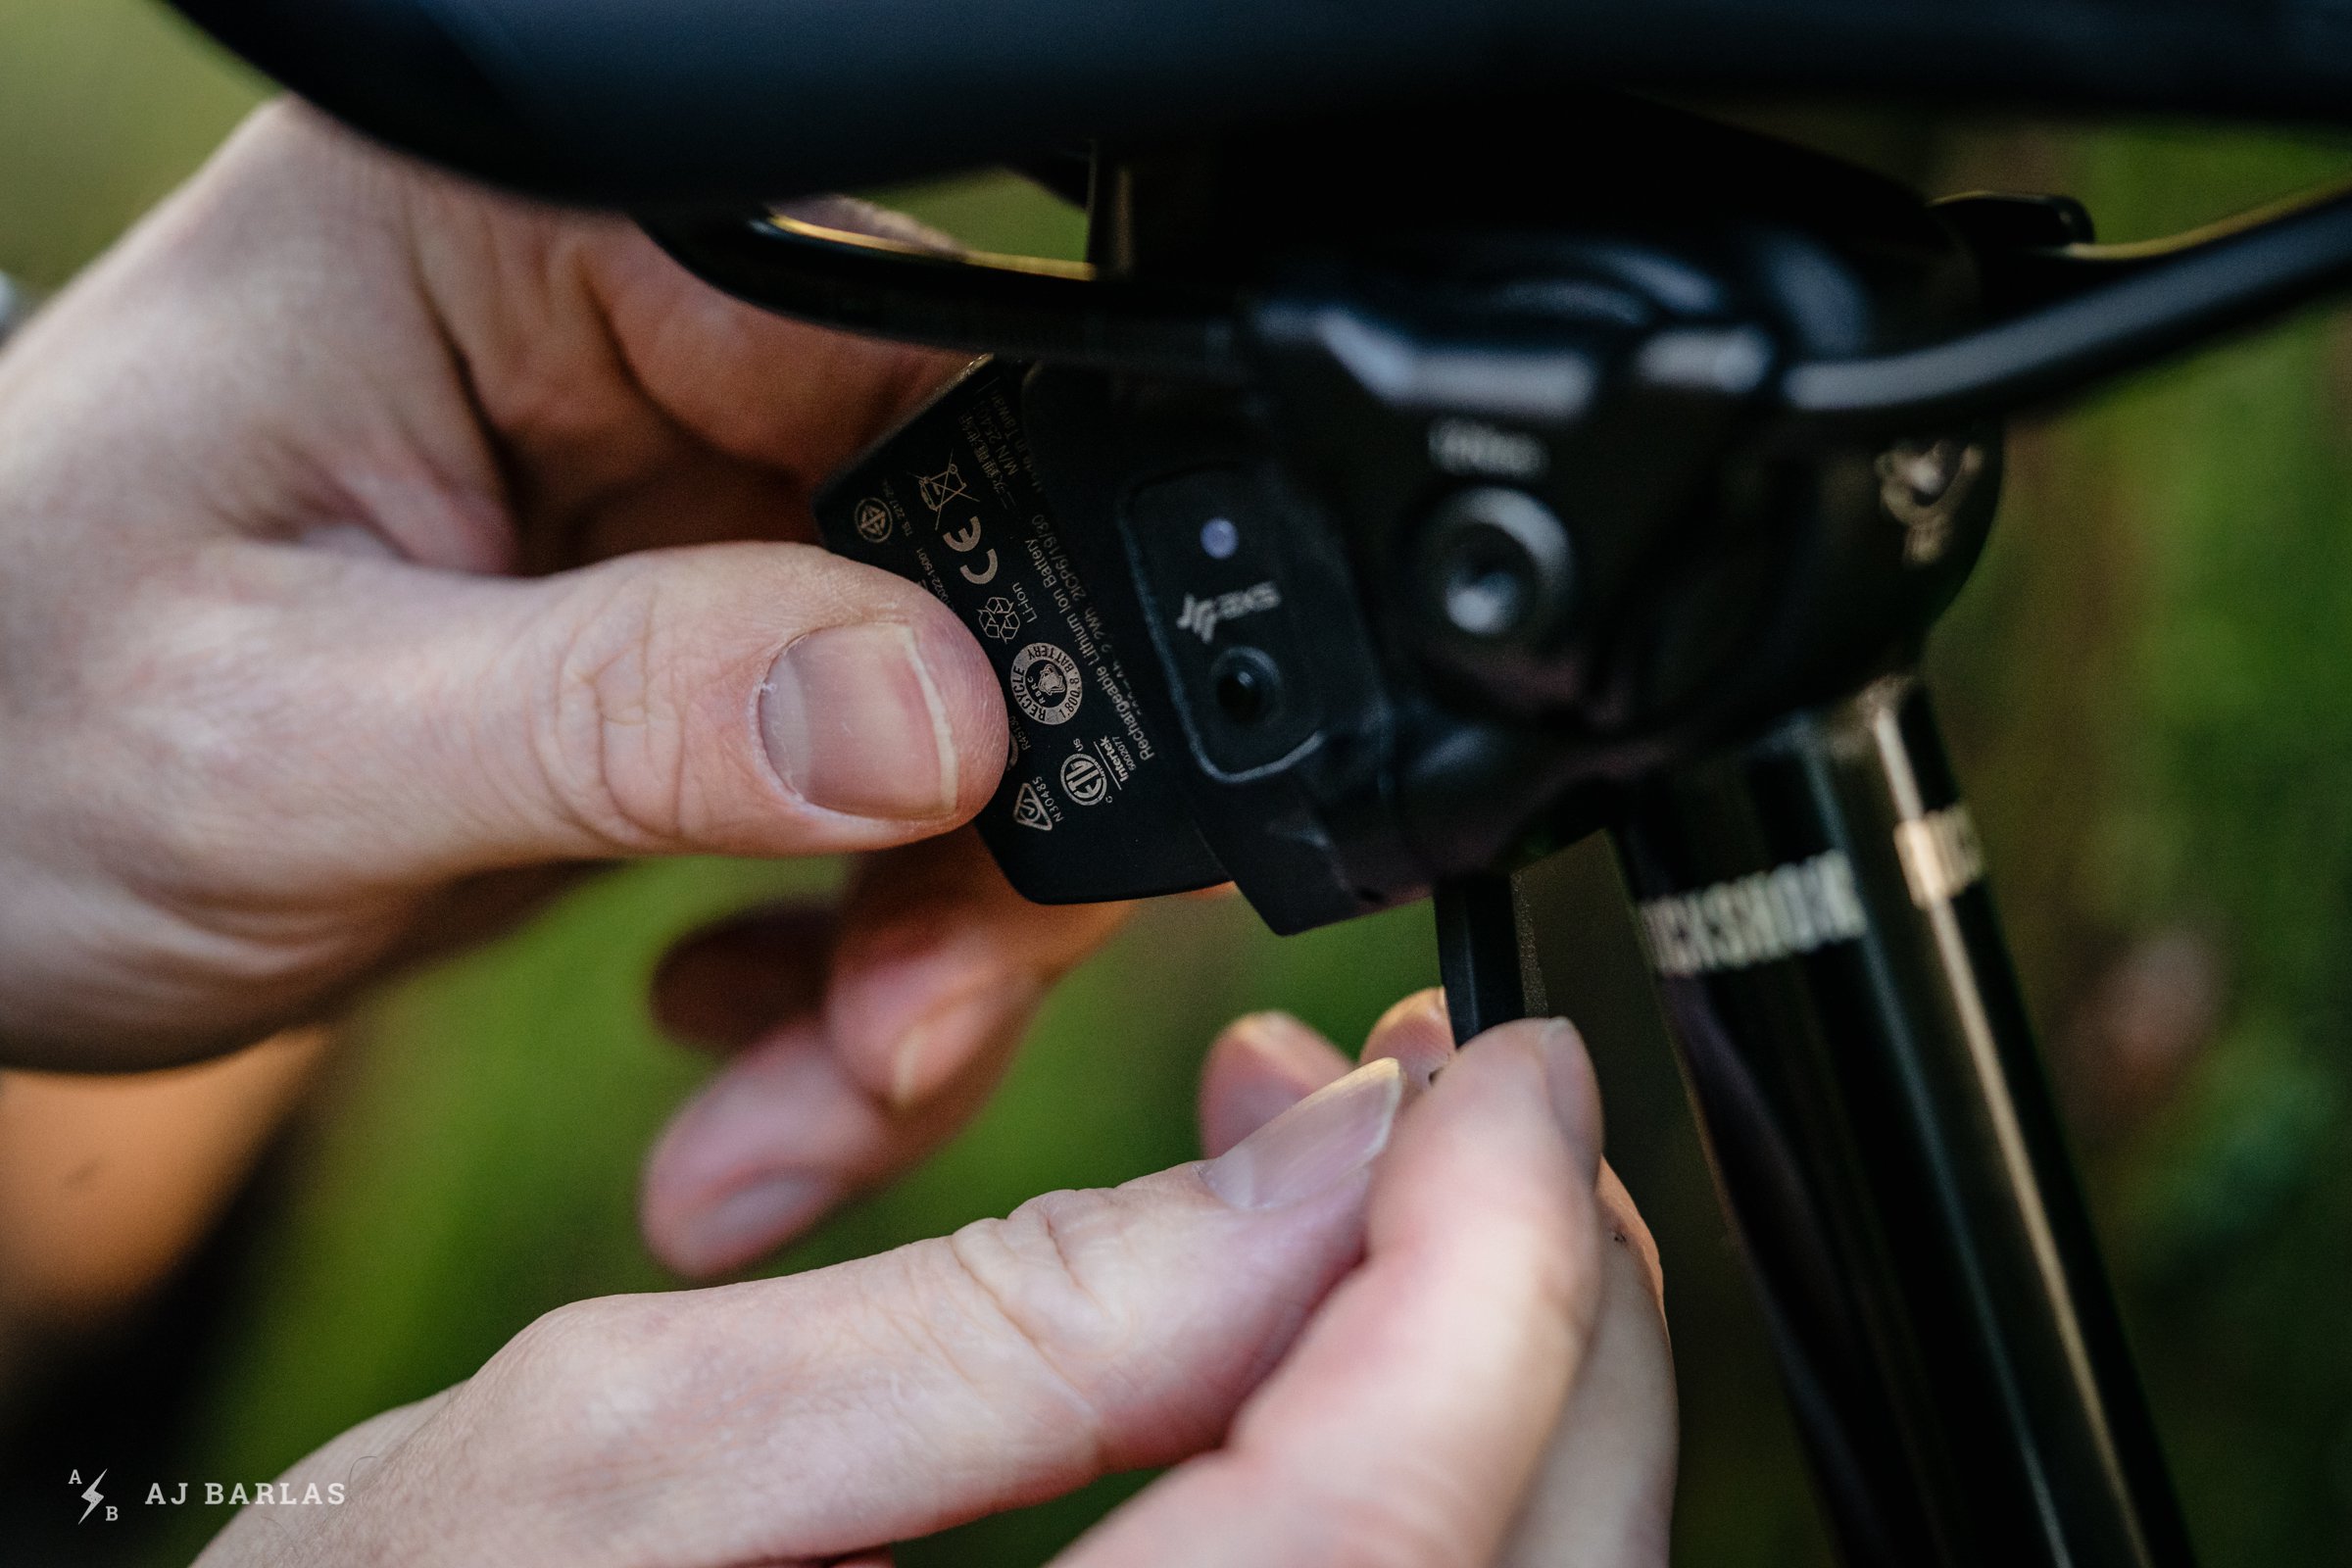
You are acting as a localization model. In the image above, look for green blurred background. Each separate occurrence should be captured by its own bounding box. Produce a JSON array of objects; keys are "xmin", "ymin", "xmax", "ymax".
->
[{"xmin": 6, "ymin": 1, "xmax": 2352, "ymax": 1562}]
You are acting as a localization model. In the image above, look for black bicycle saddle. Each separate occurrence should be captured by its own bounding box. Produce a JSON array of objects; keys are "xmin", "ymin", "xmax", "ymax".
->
[{"xmin": 171, "ymin": 0, "xmax": 2352, "ymax": 206}]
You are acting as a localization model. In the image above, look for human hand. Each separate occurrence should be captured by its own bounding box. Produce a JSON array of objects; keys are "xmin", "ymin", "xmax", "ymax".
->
[
  {"xmin": 195, "ymin": 996, "xmax": 1675, "ymax": 1568},
  {"xmin": 0, "ymin": 103, "xmax": 1126, "ymax": 1254}
]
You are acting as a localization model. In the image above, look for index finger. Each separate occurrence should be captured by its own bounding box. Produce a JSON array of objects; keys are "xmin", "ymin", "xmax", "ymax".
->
[
  {"xmin": 641, "ymin": 832, "xmax": 1131, "ymax": 1276},
  {"xmin": 1059, "ymin": 1017, "xmax": 1606, "ymax": 1568}
]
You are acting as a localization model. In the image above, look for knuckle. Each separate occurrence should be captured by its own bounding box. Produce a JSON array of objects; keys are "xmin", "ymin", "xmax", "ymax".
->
[
  {"xmin": 925, "ymin": 1190, "xmax": 1127, "ymax": 1455},
  {"xmin": 486, "ymin": 1298, "xmax": 626, "ymax": 1398},
  {"xmin": 949, "ymin": 1190, "xmax": 1128, "ymax": 1361},
  {"xmin": 525, "ymin": 562, "xmax": 698, "ymax": 853},
  {"xmin": 473, "ymin": 1297, "xmax": 672, "ymax": 1485}
]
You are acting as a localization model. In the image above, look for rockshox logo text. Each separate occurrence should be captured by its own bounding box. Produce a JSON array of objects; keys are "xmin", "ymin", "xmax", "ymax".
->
[
  {"xmin": 1639, "ymin": 851, "xmax": 1868, "ymax": 978},
  {"xmin": 1893, "ymin": 805, "xmax": 1984, "ymax": 908}
]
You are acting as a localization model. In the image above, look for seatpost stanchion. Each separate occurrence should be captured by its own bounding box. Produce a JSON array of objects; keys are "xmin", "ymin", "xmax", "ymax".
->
[{"xmin": 1610, "ymin": 674, "xmax": 2193, "ymax": 1568}]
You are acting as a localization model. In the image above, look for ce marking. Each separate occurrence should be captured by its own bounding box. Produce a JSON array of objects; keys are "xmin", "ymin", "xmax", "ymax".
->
[{"xmin": 943, "ymin": 515, "xmax": 999, "ymax": 585}]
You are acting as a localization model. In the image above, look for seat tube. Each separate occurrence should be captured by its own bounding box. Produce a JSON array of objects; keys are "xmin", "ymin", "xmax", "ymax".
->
[{"xmin": 1609, "ymin": 674, "xmax": 2195, "ymax": 1568}]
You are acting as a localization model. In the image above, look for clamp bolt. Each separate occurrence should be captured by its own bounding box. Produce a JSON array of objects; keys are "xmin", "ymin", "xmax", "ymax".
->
[{"xmin": 1419, "ymin": 487, "xmax": 1575, "ymax": 644}]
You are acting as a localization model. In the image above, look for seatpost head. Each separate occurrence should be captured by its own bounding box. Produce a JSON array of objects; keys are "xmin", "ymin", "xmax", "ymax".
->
[{"xmin": 846, "ymin": 96, "xmax": 2001, "ymax": 931}]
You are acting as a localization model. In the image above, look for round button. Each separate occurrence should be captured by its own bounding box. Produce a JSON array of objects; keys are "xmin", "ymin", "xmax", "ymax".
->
[
  {"xmin": 1416, "ymin": 488, "xmax": 1575, "ymax": 646},
  {"xmin": 1209, "ymin": 646, "xmax": 1282, "ymax": 726}
]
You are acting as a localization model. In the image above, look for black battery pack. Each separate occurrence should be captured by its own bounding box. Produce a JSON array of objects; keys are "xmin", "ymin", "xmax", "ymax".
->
[{"xmin": 813, "ymin": 359, "xmax": 1225, "ymax": 905}]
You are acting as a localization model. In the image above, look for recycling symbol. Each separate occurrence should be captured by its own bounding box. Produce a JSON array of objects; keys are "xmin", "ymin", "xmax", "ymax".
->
[
  {"xmin": 853, "ymin": 498, "xmax": 893, "ymax": 544},
  {"xmin": 978, "ymin": 596, "xmax": 1022, "ymax": 642}
]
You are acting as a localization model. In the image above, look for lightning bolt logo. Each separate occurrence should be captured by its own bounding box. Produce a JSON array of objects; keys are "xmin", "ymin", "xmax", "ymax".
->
[{"xmin": 79, "ymin": 1469, "xmax": 106, "ymax": 1524}]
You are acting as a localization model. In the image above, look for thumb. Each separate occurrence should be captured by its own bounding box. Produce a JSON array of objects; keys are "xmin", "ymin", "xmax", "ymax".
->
[
  {"xmin": 282, "ymin": 1059, "xmax": 1409, "ymax": 1568},
  {"xmin": 1497, "ymin": 1164, "xmax": 1677, "ymax": 1568},
  {"xmin": 149, "ymin": 537, "xmax": 1007, "ymax": 886}
]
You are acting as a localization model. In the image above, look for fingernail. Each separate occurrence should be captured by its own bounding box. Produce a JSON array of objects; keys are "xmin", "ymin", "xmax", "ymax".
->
[
  {"xmin": 673, "ymin": 1172, "xmax": 836, "ymax": 1273},
  {"xmin": 889, "ymin": 981, "xmax": 1040, "ymax": 1109},
  {"xmin": 762, "ymin": 622, "xmax": 957, "ymax": 820},
  {"xmin": 1203, "ymin": 1057, "xmax": 1403, "ymax": 1210},
  {"xmin": 1206, "ymin": 1013, "xmax": 1348, "ymax": 1146},
  {"xmin": 1535, "ymin": 1018, "xmax": 1603, "ymax": 1178},
  {"xmin": 1364, "ymin": 989, "xmax": 1456, "ymax": 1094},
  {"xmin": 1228, "ymin": 1010, "xmax": 1343, "ymax": 1075}
]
